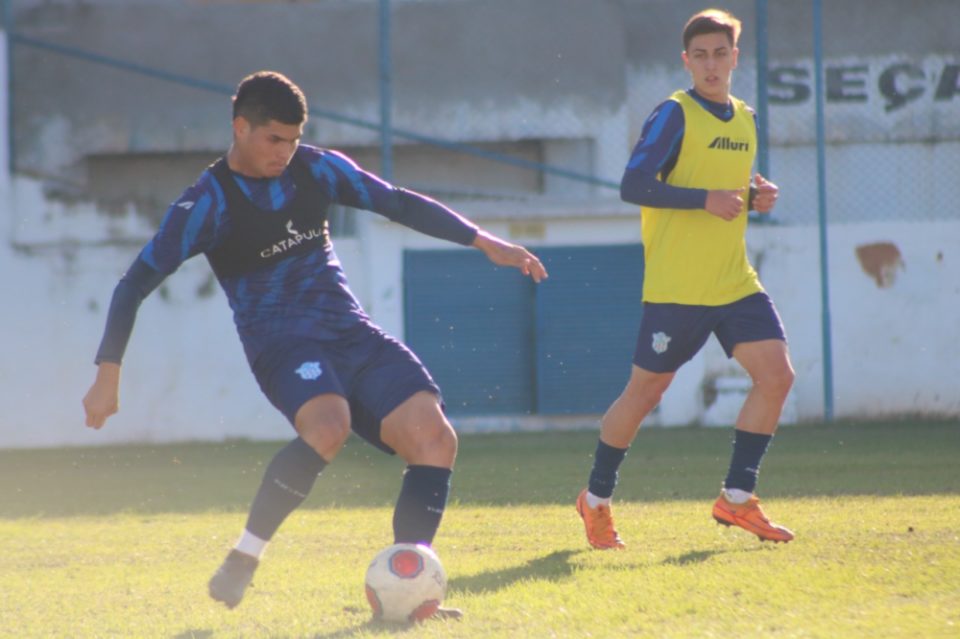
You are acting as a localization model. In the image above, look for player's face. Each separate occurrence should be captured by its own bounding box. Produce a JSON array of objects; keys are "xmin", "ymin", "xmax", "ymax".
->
[
  {"xmin": 682, "ymin": 32, "xmax": 739, "ymax": 103},
  {"xmin": 232, "ymin": 117, "xmax": 304, "ymax": 178}
]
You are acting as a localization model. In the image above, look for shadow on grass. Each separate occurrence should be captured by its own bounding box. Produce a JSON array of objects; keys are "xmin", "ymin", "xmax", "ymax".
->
[
  {"xmin": 310, "ymin": 607, "xmax": 465, "ymax": 638},
  {"xmin": 448, "ymin": 548, "xmax": 581, "ymax": 595},
  {"xmin": 1, "ymin": 420, "xmax": 958, "ymax": 518},
  {"xmin": 309, "ymin": 551, "xmax": 583, "ymax": 638},
  {"xmin": 311, "ymin": 618, "xmax": 418, "ymax": 639},
  {"xmin": 658, "ymin": 545, "xmax": 765, "ymax": 566},
  {"xmin": 661, "ymin": 549, "xmax": 725, "ymax": 566},
  {"xmin": 173, "ymin": 630, "xmax": 214, "ymax": 639}
]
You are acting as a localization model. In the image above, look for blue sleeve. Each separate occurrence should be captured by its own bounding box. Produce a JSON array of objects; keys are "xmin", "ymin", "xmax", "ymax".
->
[
  {"xmin": 139, "ymin": 172, "xmax": 225, "ymax": 275},
  {"xmin": 306, "ymin": 148, "xmax": 479, "ymax": 246},
  {"xmin": 620, "ymin": 100, "xmax": 708, "ymax": 209},
  {"xmin": 94, "ymin": 257, "xmax": 167, "ymax": 364},
  {"xmin": 96, "ymin": 172, "xmax": 225, "ymax": 364}
]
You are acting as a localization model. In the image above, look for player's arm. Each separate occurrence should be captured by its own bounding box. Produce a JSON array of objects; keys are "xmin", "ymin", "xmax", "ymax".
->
[
  {"xmin": 311, "ymin": 148, "xmax": 479, "ymax": 244},
  {"xmin": 310, "ymin": 149, "xmax": 546, "ymax": 282},
  {"xmin": 83, "ymin": 176, "xmax": 223, "ymax": 429},
  {"xmin": 83, "ymin": 257, "xmax": 166, "ymax": 428},
  {"xmin": 621, "ymin": 100, "xmax": 744, "ymax": 221}
]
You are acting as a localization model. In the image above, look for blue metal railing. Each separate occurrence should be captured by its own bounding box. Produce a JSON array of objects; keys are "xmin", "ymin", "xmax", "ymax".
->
[
  {"xmin": 3, "ymin": 0, "xmax": 13, "ymax": 170},
  {"xmin": 755, "ymin": 0, "xmax": 770, "ymax": 179},
  {"xmin": 813, "ymin": 0, "xmax": 835, "ymax": 421},
  {"xmin": 378, "ymin": 0, "xmax": 394, "ymax": 183}
]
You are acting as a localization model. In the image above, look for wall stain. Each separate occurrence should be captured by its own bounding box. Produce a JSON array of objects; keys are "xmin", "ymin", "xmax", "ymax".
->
[{"xmin": 855, "ymin": 242, "xmax": 904, "ymax": 288}]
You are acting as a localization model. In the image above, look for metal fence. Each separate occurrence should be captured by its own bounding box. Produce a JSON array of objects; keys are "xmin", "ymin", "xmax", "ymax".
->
[
  {"xmin": 4, "ymin": 0, "xmax": 960, "ymax": 215},
  {"xmin": 4, "ymin": 0, "xmax": 956, "ymax": 219}
]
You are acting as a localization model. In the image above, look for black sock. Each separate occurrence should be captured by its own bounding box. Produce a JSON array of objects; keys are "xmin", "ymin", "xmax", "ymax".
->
[
  {"xmin": 245, "ymin": 437, "xmax": 328, "ymax": 540},
  {"xmin": 392, "ymin": 465, "xmax": 452, "ymax": 545},
  {"xmin": 588, "ymin": 440, "xmax": 629, "ymax": 499},
  {"xmin": 723, "ymin": 430, "xmax": 773, "ymax": 494}
]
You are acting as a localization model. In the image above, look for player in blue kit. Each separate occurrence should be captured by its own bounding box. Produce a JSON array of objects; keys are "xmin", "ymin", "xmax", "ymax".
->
[{"xmin": 82, "ymin": 71, "xmax": 547, "ymax": 612}]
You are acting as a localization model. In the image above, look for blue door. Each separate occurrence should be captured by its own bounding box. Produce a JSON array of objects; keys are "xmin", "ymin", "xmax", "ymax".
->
[
  {"xmin": 535, "ymin": 244, "xmax": 644, "ymax": 413},
  {"xmin": 403, "ymin": 250, "xmax": 536, "ymax": 415},
  {"xmin": 403, "ymin": 243, "xmax": 643, "ymax": 416}
]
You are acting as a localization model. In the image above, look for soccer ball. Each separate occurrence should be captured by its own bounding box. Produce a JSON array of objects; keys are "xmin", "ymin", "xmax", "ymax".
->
[{"xmin": 364, "ymin": 543, "xmax": 447, "ymax": 623}]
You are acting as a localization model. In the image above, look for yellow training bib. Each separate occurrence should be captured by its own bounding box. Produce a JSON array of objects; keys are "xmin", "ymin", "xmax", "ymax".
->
[{"xmin": 641, "ymin": 91, "xmax": 762, "ymax": 305}]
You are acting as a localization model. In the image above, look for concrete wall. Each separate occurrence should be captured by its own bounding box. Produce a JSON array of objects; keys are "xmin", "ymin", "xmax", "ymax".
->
[
  {"xmin": 9, "ymin": 0, "xmax": 629, "ymax": 199},
  {"xmin": 3, "ymin": 172, "xmax": 957, "ymax": 449}
]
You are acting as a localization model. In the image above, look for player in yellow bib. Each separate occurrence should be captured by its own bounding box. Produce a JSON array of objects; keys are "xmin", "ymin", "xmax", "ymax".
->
[{"xmin": 577, "ymin": 9, "xmax": 796, "ymax": 547}]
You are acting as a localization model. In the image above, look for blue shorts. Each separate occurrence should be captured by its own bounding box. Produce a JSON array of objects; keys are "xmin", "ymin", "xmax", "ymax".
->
[
  {"xmin": 633, "ymin": 292, "xmax": 786, "ymax": 373},
  {"xmin": 251, "ymin": 323, "xmax": 441, "ymax": 454}
]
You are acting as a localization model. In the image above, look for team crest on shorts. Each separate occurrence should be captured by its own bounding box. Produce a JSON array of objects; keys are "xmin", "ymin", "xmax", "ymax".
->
[
  {"xmin": 651, "ymin": 331, "xmax": 671, "ymax": 354},
  {"xmin": 295, "ymin": 361, "xmax": 323, "ymax": 380}
]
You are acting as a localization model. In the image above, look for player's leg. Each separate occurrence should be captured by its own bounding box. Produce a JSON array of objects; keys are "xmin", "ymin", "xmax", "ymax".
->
[
  {"xmin": 711, "ymin": 293, "xmax": 795, "ymax": 542},
  {"xmin": 578, "ymin": 303, "xmax": 712, "ymax": 549},
  {"xmin": 731, "ymin": 338, "xmax": 795, "ymax": 437},
  {"xmin": 210, "ymin": 341, "xmax": 349, "ymax": 608},
  {"xmin": 348, "ymin": 330, "xmax": 463, "ymax": 619},
  {"xmin": 381, "ymin": 391, "xmax": 457, "ymax": 546},
  {"xmin": 352, "ymin": 396, "xmax": 463, "ymax": 621},
  {"xmin": 577, "ymin": 365, "xmax": 673, "ymax": 549},
  {"xmin": 346, "ymin": 326, "xmax": 456, "ymax": 548},
  {"xmin": 599, "ymin": 366, "xmax": 676, "ymax": 449}
]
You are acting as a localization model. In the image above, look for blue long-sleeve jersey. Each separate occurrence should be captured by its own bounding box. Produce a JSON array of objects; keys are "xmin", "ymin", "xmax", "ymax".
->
[{"xmin": 95, "ymin": 144, "xmax": 479, "ymax": 366}]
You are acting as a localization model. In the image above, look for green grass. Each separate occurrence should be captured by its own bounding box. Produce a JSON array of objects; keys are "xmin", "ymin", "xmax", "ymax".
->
[{"xmin": 1, "ymin": 420, "xmax": 959, "ymax": 638}]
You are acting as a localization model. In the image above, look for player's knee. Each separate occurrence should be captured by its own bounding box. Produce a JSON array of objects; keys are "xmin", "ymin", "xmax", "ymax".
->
[
  {"xmin": 396, "ymin": 418, "xmax": 458, "ymax": 466},
  {"xmin": 421, "ymin": 419, "xmax": 458, "ymax": 458},
  {"xmin": 297, "ymin": 418, "xmax": 350, "ymax": 457},
  {"xmin": 625, "ymin": 370, "xmax": 673, "ymax": 407},
  {"xmin": 756, "ymin": 364, "xmax": 795, "ymax": 398},
  {"xmin": 433, "ymin": 420, "xmax": 458, "ymax": 459},
  {"xmin": 295, "ymin": 399, "xmax": 352, "ymax": 459},
  {"xmin": 776, "ymin": 365, "xmax": 796, "ymax": 395}
]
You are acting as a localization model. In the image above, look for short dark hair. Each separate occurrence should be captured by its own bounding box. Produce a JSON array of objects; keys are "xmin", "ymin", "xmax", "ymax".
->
[
  {"xmin": 232, "ymin": 71, "xmax": 307, "ymax": 127},
  {"xmin": 683, "ymin": 9, "xmax": 742, "ymax": 51}
]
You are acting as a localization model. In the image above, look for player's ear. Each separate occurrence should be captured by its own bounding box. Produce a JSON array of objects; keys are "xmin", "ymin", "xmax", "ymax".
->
[
  {"xmin": 731, "ymin": 47, "xmax": 739, "ymax": 69},
  {"xmin": 232, "ymin": 116, "xmax": 250, "ymax": 140}
]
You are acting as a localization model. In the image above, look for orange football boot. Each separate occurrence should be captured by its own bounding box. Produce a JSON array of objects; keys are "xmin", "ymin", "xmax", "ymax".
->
[
  {"xmin": 576, "ymin": 489, "xmax": 625, "ymax": 549},
  {"xmin": 712, "ymin": 493, "xmax": 794, "ymax": 543}
]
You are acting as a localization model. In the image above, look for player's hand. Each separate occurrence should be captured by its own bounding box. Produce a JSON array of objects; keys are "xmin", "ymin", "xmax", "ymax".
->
[
  {"xmin": 472, "ymin": 230, "xmax": 548, "ymax": 283},
  {"xmin": 752, "ymin": 173, "xmax": 779, "ymax": 213},
  {"xmin": 83, "ymin": 363, "xmax": 121, "ymax": 429},
  {"xmin": 705, "ymin": 188, "xmax": 746, "ymax": 221}
]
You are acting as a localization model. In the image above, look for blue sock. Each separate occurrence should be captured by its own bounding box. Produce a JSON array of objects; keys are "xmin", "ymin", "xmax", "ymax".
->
[
  {"xmin": 723, "ymin": 430, "xmax": 773, "ymax": 494},
  {"xmin": 588, "ymin": 440, "xmax": 629, "ymax": 499},
  {"xmin": 245, "ymin": 437, "xmax": 328, "ymax": 540},
  {"xmin": 392, "ymin": 465, "xmax": 452, "ymax": 545}
]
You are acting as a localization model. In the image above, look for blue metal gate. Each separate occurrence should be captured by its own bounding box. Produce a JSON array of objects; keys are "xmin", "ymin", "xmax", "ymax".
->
[{"xmin": 404, "ymin": 243, "xmax": 643, "ymax": 415}]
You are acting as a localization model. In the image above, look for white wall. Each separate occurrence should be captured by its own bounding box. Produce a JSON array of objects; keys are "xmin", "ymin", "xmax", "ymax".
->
[
  {"xmin": 362, "ymin": 208, "xmax": 960, "ymax": 427},
  {"xmin": 1, "ymin": 176, "xmax": 372, "ymax": 448},
  {"xmin": 1, "ymin": 173, "xmax": 958, "ymax": 449}
]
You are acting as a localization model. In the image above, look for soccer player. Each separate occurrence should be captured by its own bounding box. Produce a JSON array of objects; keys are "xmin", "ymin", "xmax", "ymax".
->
[
  {"xmin": 576, "ymin": 9, "xmax": 795, "ymax": 548},
  {"xmin": 82, "ymin": 71, "xmax": 547, "ymax": 611}
]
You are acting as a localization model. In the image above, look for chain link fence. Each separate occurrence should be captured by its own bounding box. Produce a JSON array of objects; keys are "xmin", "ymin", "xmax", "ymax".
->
[{"xmin": 5, "ymin": 0, "xmax": 957, "ymax": 227}]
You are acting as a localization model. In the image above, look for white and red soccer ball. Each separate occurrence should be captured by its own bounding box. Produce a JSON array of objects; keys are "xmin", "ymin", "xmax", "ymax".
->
[{"xmin": 364, "ymin": 543, "xmax": 447, "ymax": 623}]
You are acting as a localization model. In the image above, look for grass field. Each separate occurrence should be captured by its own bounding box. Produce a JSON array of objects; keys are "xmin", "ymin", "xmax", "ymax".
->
[{"xmin": 2, "ymin": 420, "xmax": 959, "ymax": 638}]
